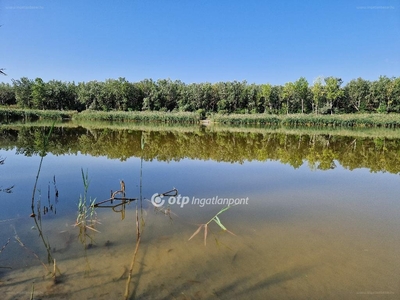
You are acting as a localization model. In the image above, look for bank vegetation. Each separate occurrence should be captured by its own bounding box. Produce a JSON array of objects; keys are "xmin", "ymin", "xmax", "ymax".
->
[{"xmin": 1, "ymin": 76, "xmax": 400, "ymax": 127}]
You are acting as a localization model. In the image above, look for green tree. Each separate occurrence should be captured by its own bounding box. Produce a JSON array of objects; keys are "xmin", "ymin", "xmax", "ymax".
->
[
  {"xmin": 46, "ymin": 80, "xmax": 78, "ymax": 110},
  {"xmin": 177, "ymin": 82, "xmax": 195, "ymax": 112},
  {"xmin": 76, "ymin": 82, "xmax": 90, "ymax": 110},
  {"xmin": 311, "ymin": 77, "xmax": 325, "ymax": 114},
  {"xmin": 344, "ymin": 78, "xmax": 370, "ymax": 112},
  {"xmin": 130, "ymin": 82, "xmax": 145, "ymax": 111},
  {"xmin": 245, "ymin": 83, "xmax": 261, "ymax": 113},
  {"xmin": 0, "ymin": 82, "xmax": 16, "ymax": 105},
  {"xmin": 139, "ymin": 79, "xmax": 158, "ymax": 111},
  {"xmin": 270, "ymin": 85, "xmax": 283, "ymax": 114},
  {"xmin": 282, "ymin": 82, "xmax": 295, "ymax": 114},
  {"xmin": 215, "ymin": 81, "xmax": 248, "ymax": 113},
  {"xmin": 324, "ymin": 77, "xmax": 344, "ymax": 114},
  {"xmin": 235, "ymin": 81, "xmax": 249, "ymax": 112},
  {"xmin": 260, "ymin": 83, "xmax": 272, "ymax": 113},
  {"xmin": 114, "ymin": 77, "xmax": 140, "ymax": 111},
  {"xmin": 389, "ymin": 77, "xmax": 400, "ymax": 113},
  {"xmin": 384, "ymin": 77, "xmax": 400, "ymax": 113},
  {"xmin": 102, "ymin": 79, "xmax": 118, "ymax": 111},
  {"xmin": 216, "ymin": 82, "xmax": 230, "ymax": 113},
  {"xmin": 179, "ymin": 82, "xmax": 214, "ymax": 112},
  {"xmin": 200, "ymin": 82, "xmax": 218, "ymax": 112},
  {"xmin": 64, "ymin": 81, "xmax": 79, "ymax": 110},
  {"xmin": 156, "ymin": 79, "xmax": 181, "ymax": 111},
  {"xmin": 12, "ymin": 77, "xmax": 33, "ymax": 108},
  {"xmin": 76, "ymin": 81, "xmax": 103, "ymax": 110},
  {"xmin": 45, "ymin": 80, "xmax": 62, "ymax": 109},
  {"xmin": 294, "ymin": 77, "xmax": 309, "ymax": 114},
  {"xmin": 369, "ymin": 76, "xmax": 392, "ymax": 113},
  {"xmin": 31, "ymin": 78, "xmax": 47, "ymax": 109}
]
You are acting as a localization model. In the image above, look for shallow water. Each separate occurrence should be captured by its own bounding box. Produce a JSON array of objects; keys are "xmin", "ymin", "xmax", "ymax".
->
[{"xmin": 1, "ymin": 124, "xmax": 400, "ymax": 299}]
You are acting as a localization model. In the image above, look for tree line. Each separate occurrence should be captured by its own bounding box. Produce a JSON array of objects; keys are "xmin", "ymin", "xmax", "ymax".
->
[{"xmin": 0, "ymin": 76, "xmax": 399, "ymax": 115}]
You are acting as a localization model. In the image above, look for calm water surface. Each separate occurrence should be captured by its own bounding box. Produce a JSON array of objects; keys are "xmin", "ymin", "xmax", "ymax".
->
[{"xmin": 0, "ymin": 123, "xmax": 399, "ymax": 299}]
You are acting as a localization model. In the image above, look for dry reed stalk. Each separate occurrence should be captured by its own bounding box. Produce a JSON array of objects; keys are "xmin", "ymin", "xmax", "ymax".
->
[
  {"xmin": 188, "ymin": 206, "xmax": 235, "ymax": 246},
  {"xmin": 14, "ymin": 233, "xmax": 51, "ymax": 274},
  {"xmin": 124, "ymin": 234, "xmax": 142, "ymax": 300}
]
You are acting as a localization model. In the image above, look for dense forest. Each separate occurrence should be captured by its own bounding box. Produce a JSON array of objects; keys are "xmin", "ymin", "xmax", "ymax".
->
[{"xmin": 0, "ymin": 76, "xmax": 400, "ymax": 115}]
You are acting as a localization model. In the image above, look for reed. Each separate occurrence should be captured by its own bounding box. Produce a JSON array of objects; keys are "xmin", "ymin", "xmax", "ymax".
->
[
  {"xmin": 29, "ymin": 123, "xmax": 59, "ymax": 266},
  {"xmin": 72, "ymin": 110, "xmax": 201, "ymax": 124},
  {"xmin": 73, "ymin": 169, "xmax": 100, "ymax": 275},
  {"xmin": 12, "ymin": 225, "xmax": 52, "ymax": 275},
  {"xmin": 280, "ymin": 114, "xmax": 400, "ymax": 128},
  {"xmin": 188, "ymin": 206, "xmax": 235, "ymax": 246},
  {"xmin": 124, "ymin": 132, "xmax": 146, "ymax": 300},
  {"xmin": 30, "ymin": 282, "xmax": 35, "ymax": 300},
  {"xmin": 27, "ymin": 122, "xmax": 62, "ymax": 281},
  {"xmin": 75, "ymin": 169, "xmax": 99, "ymax": 248},
  {"xmin": 211, "ymin": 113, "xmax": 280, "ymax": 126},
  {"xmin": 211, "ymin": 113, "xmax": 400, "ymax": 128},
  {"xmin": 0, "ymin": 107, "xmax": 77, "ymax": 121}
]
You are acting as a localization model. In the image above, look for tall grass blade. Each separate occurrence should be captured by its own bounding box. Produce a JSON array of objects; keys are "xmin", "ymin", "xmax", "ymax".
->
[
  {"xmin": 204, "ymin": 224, "xmax": 208, "ymax": 246},
  {"xmin": 213, "ymin": 216, "xmax": 227, "ymax": 231},
  {"xmin": 216, "ymin": 205, "xmax": 232, "ymax": 215}
]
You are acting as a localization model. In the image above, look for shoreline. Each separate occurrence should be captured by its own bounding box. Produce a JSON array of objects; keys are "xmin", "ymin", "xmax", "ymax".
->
[{"xmin": 1, "ymin": 107, "xmax": 400, "ymax": 128}]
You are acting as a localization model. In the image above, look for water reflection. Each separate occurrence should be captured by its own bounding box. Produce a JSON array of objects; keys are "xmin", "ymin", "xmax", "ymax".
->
[{"xmin": 1, "ymin": 122, "xmax": 400, "ymax": 173}]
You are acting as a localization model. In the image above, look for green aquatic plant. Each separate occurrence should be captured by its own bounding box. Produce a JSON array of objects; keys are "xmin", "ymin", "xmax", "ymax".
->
[
  {"xmin": 188, "ymin": 205, "xmax": 235, "ymax": 246},
  {"xmin": 75, "ymin": 169, "xmax": 99, "ymax": 243},
  {"xmin": 28, "ymin": 122, "xmax": 61, "ymax": 282},
  {"xmin": 74, "ymin": 168, "xmax": 99, "ymax": 274}
]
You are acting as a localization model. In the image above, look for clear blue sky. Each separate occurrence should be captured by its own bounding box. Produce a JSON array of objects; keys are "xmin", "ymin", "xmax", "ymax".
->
[{"xmin": 1, "ymin": 0, "xmax": 399, "ymax": 85}]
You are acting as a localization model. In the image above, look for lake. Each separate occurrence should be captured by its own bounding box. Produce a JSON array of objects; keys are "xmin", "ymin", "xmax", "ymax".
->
[{"xmin": 1, "ymin": 122, "xmax": 399, "ymax": 299}]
